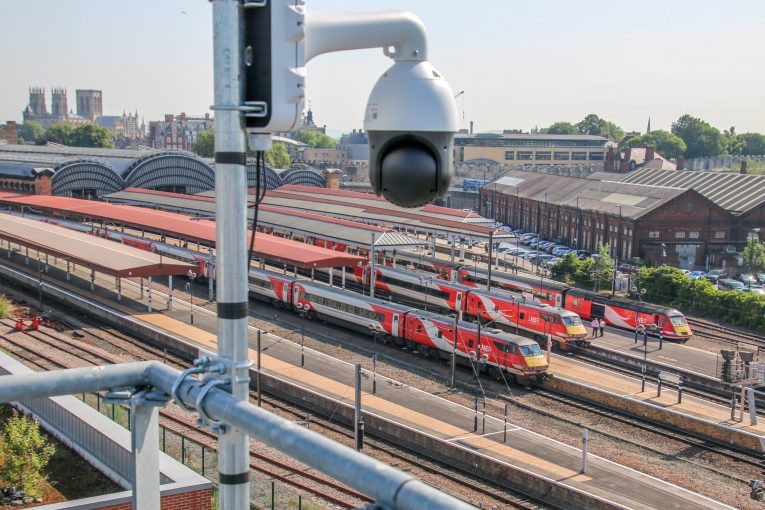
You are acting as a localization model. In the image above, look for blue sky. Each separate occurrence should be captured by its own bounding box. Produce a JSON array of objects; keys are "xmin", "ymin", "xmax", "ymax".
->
[{"xmin": 4, "ymin": 0, "xmax": 765, "ymax": 135}]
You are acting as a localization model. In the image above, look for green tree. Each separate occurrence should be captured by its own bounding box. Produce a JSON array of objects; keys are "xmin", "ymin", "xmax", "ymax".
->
[
  {"xmin": 67, "ymin": 124, "xmax": 114, "ymax": 148},
  {"xmin": 17, "ymin": 121, "xmax": 44, "ymax": 145},
  {"xmin": 723, "ymin": 126, "xmax": 743, "ymax": 155},
  {"xmin": 575, "ymin": 114, "xmax": 625, "ymax": 142},
  {"xmin": 550, "ymin": 252, "xmax": 585, "ymax": 285},
  {"xmin": 193, "ymin": 129, "xmax": 215, "ymax": 158},
  {"xmin": 0, "ymin": 411, "xmax": 56, "ymax": 498},
  {"xmin": 738, "ymin": 132, "xmax": 765, "ymax": 156},
  {"xmin": 671, "ymin": 114, "xmax": 725, "ymax": 159},
  {"xmin": 542, "ymin": 121, "xmax": 578, "ymax": 135},
  {"xmin": 742, "ymin": 237, "xmax": 765, "ymax": 274},
  {"xmin": 591, "ymin": 243, "xmax": 616, "ymax": 292},
  {"xmin": 624, "ymin": 130, "xmax": 687, "ymax": 159},
  {"xmin": 264, "ymin": 142, "xmax": 291, "ymax": 168},
  {"xmin": 43, "ymin": 123, "xmax": 72, "ymax": 145},
  {"xmin": 293, "ymin": 129, "xmax": 337, "ymax": 149}
]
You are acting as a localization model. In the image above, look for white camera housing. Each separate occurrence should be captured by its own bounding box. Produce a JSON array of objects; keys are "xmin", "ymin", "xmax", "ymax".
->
[{"xmin": 364, "ymin": 60, "xmax": 458, "ymax": 207}]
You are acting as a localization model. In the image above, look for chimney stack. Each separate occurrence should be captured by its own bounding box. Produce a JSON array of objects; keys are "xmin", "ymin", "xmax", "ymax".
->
[
  {"xmin": 676, "ymin": 156, "xmax": 685, "ymax": 171},
  {"xmin": 469, "ymin": 121, "xmax": 474, "ymax": 134},
  {"xmin": 645, "ymin": 144, "xmax": 655, "ymax": 162},
  {"xmin": 740, "ymin": 160, "xmax": 748, "ymax": 175}
]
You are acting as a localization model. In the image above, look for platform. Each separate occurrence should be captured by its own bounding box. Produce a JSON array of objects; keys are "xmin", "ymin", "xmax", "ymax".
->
[{"xmin": 0, "ymin": 247, "xmax": 736, "ymax": 510}]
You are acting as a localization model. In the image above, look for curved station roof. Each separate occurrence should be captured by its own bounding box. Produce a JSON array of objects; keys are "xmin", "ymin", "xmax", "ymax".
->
[
  {"xmin": 0, "ymin": 193, "xmax": 365, "ymax": 269},
  {"xmin": 0, "ymin": 214, "xmax": 195, "ymax": 278}
]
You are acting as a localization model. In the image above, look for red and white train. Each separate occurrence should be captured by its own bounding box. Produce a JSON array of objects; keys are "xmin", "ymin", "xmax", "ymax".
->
[
  {"xmin": 386, "ymin": 252, "xmax": 692, "ymax": 340},
  {"xmin": 341, "ymin": 265, "xmax": 588, "ymax": 349},
  {"xmin": 248, "ymin": 267, "xmax": 549, "ymax": 384}
]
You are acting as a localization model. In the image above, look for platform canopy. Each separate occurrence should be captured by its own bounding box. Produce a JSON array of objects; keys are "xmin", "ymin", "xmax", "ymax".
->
[
  {"xmin": 0, "ymin": 193, "xmax": 367, "ymax": 269},
  {"xmin": 0, "ymin": 214, "xmax": 196, "ymax": 278}
]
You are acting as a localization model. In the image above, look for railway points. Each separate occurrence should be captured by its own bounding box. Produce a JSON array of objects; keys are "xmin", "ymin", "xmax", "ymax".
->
[{"xmin": 0, "ymin": 239, "xmax": 739, "ymax": 510}]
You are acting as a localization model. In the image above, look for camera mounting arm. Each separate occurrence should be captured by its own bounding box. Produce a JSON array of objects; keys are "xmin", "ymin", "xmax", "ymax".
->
[{"xmin": 305, "ymin": 10, "xmax": 428, "ymax": 63}]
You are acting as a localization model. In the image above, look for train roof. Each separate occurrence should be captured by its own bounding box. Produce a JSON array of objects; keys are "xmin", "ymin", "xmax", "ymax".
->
[
  {"xmin": 566, "ymin": 288, "xmax": 679, "ymax": 315},
  {"xmin": 395, "ymin": 251, "xmax": 463, "ymax": 270},
  {"xmin": 410, "ymin": 311, "xmax": 539, "ymax": 346},
  {"xmin": 296, "ymin": 279, "xmax": 415, "ymax": 313},
  {"xmin": 378, "ymin": 264, "xmax": 475, "ymax": 290}
]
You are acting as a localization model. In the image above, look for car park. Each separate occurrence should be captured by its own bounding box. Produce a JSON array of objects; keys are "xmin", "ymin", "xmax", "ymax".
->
[
  {"xmin": 719, "ymin": 278, "xmax": 746, "ymax": 291},
  {"xmin": 734, "ymin": 273, "xmax": 758, "ymax": 286},
  {"xmin": 704, "ymin": 269, "xmax": 725, "ymax": 284}
]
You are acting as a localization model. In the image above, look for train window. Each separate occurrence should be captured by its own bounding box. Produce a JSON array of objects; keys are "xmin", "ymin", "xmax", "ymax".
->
[
  {"xmin": 437, "ymin": 331, "xmax": 443, "ymax": 338},
  {"xmin": 519, "ymin": 312, "xmax": 525, "ymax": 320},
  {"xmin": 468, "ymin": 340, "xmax": 474, "ymax": 348},
  {"xmin": 572, "ymin": 299, "xmax": 580, "ymax": 307},
  {"xmin": 562, "ymin": 316, "xmax": 582, "ymax": 326},
  {"xmin": 416, "ymin": 325, "xmax": 422, "ymax": 333}
]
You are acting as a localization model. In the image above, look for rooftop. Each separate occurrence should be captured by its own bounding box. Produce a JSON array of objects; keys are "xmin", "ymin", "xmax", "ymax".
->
[
  {"xmin": 0, "ymin": 213, "xmax": 196, "ymax": 278},
  {"xmin": 614, "ymin": 167, "xmax": 765, "ymax": 215},
  {"xmin": 486, "ymin": 169, "xmax": 694, "ymax": 219}
]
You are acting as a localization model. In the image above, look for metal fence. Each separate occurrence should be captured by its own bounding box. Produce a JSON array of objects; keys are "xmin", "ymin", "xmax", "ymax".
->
[{"xmin": 77, "ymin": 392, "xmax": 323, "ymax": 510}]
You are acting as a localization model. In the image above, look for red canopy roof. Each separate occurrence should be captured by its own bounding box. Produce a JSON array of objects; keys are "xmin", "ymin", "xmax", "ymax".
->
[{"xmin": 0, "ymin": 193, "xmax": 366, "ymax": 269}]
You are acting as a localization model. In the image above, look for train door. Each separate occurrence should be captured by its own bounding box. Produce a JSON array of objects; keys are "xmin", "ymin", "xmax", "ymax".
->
[
  {"xmin": 455, "ymin": 292, "xmax": 463, "ymax": 314},
  {"xmin": 292, "ymin": 285, "xmax": 300, "ymax": 306},
  {"xmin": 282, "ymin": 282, "xmax": 289, "ymax": 304},
  {"xmin": 554, "ymin": 292, "xmax": 562, "ymax": 308},
  {"xmin": 392, "ymin": 314, "xmax": 400, "ymax": 338},
  {"xmin": 591, "ymin": 302, "xmax": 606, "ymax": 319}
]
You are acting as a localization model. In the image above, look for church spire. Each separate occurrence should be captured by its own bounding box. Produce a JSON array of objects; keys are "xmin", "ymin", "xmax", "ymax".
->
[{"xmin": 646, "ymin": 117, "xmax": 651, "ymax": 133}]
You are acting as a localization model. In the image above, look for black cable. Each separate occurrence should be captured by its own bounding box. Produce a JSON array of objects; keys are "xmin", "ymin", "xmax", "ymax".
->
[{"xmin": 247, "ymin": 151, "xmax": 269, "ymax": 268}]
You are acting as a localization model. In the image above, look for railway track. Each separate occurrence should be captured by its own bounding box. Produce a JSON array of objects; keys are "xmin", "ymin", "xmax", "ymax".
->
[{"xmin": 687, "ymin": 317, "xmax": 765, "ymax": 352}]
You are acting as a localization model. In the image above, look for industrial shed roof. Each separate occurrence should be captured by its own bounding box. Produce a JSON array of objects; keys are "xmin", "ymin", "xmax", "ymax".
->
[
  {"xmin": 0, "ymin": 213, "xmax": 195, "ymax": 278},
  {"xmin": 104, "ymin": 189, "xmax": 425, "ymax": 250},
  {"xmin": 249, "ymin": 185, "xmax": 510, "ymax": 239},
  {"xmin": 614, "ymin": 167, "xmax": 765, "ymax": 215},
  {"xmin": 0, "ymin": 193, "xmax": 365, "ymax": 269},
  {"xmin": 486, "ymin": 169, "xmax": 690, "ymax": 219}
]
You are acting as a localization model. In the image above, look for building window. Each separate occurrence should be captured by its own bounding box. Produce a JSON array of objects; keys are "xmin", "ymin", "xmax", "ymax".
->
[
  {"xmin": 536, "ymin": 151, "xmax": 551, "ymax": 160},
  {"xmin": 572, "ymin": 152, "xmax": 587, "ymax": 160},
  {"xmin": 517, "ymin": 151, "xmax": 533, "ymax": 160},
  {"xmin": 588, "ymin": 152, "xmax": 605, "ymax": 161},
  {"xmin": 554, "ymin": 151, "xmax": 570, "ymax": 160},
  {"xmin": 648, "ymin": 231, "xmax": 660, "ymax": 239},
  {"xmin": 504, "ymin": 151, "xmax": 514, "ymax": 160},
  {"xmin": 675, "ymin": 231, "xmax": 686, "ymax": 239},
  {"xmin": 714, "ymin": 231, "xmax": 725, "ymax": 239},
  {"xmin": 689, "ymin": 231, "xmax": 700, "ymax": 239}
]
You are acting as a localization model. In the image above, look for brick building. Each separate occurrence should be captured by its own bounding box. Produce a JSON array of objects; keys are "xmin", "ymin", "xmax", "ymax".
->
[
  {"xmin": 480, "ymin": 168, "xmax": 745, "ymax": 269},
  {"xmin": 0, "ymin": 121, "xmax": 17, "ymax": 144},
  {"xmin": 149, "ymin": 113, "xmax": 213, "ymax": 150}
]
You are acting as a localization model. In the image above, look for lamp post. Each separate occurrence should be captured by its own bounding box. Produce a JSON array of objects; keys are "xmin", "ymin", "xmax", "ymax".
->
[
  {"xmin": 449, "ymin": 314, "xmax": 459, "ymax": 388},
  {"xmin": 747, "ymin": 228, "xmax": 761, "ymax": 291},
  {"xmin": 185, "ymin": 270, "xmax": 197, "ymax": 325},
  {"xmin": 297, "ymin": 304, "xmax": 307, "ymax": 367},
  {"xmin": 418, "ymin": 276, "xmax": 432, "ymax": 312},
  {"xmin": 472, "ymin": 256, "xmax": 479, "ymax": 287},
  {"xmin": 367, "ymin": 324, "xmax": 383, "ymax": 394},
  {"xmin": 37, "ymin": 258, "xmax": 44, "ymax": 314}
]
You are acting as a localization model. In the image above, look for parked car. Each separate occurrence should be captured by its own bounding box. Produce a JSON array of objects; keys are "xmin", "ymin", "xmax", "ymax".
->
[
  {"xmin": 734, "ymin": 273, "xmax": 758, "ymax": 286},
  {"xmin": 552, "ymin": 246, "xmax": 572, "ymax": 256},
  {"xmin": 745, "ymin": 287, "xmax": 765, "ymax": 295},
  {"xmin": 719, "ymin": 278, "xmax": 746, "ymax": 291},
  {"xmin": 757, "ymin": 273, "xmax": 765, "ymax": 285},
  {"xmin": 681, "ymin": 269, "xmax": 691, "ymax": 276},
  {"xmin": 705, "ymin": 269, "xmax": 726, "ymax": 284},
  {"xmin": 688, "ymin": 271, "xmax": 707, "ymax": 280}
]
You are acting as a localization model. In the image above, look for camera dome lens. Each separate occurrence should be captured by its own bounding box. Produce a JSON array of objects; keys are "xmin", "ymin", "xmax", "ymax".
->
[{"xmin": 380, "ymin": 140, "xmax": 437, "ymax": 208}]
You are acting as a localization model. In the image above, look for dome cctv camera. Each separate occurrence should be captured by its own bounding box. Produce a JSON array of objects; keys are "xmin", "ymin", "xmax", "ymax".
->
[{"xmin": 365, "ymin": 60, "xmax": 459, "ymax": 208}]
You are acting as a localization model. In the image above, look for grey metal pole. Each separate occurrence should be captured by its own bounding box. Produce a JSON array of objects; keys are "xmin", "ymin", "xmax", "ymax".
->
[
  {"xmin": 450, "ymin": 234, "xmax": 456, "ymax": 263},
  {"xmin": 581, "ymin": 428, "xmax": 589, "ymax": 473},
  {"xmin": 147, "ymin": 277, "xmax": 153, "ymax": 313},
  {"xmin": 747, "ymin": 387, "xmax": 758, "ymax": 425},
  {"xmin": 209, "ymin": 246, "xmax": 215, "ymax": 301},
  {"xmin": 130, "ymin": 400, "xmax": 160, "ymax": 510},
  {"xmin": 370, "ymin": 232, "xmax": 376, "ymax": 298},
  {"xmin": 213, "ymin": 0, "xmax": 250, "ymax": 507},
  {"xmin": 257, "ymin": 330, "xmax": 262, "ymax": 407},
  {"xmin": 167, "ymin": 275, "xmax": 173, "ymax": 311},
  {"xmin": 450, "ymin": 314, "xmax": 457, "ymax": 388},
  {"xmin": 354, "ymin": 363, "xmax": 363, "ymax": 450},
  {"xmin": 487, "ymin": 231, "xmax": 493, "ymax": 292}
]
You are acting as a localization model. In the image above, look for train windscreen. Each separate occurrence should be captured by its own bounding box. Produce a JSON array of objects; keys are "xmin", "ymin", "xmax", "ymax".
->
[
  {"xmin": 561, "ymin": 316, "xmax": 582, "ymax": 326},
  {"xmin": 669, "ymin": 315, "xmax": 687, "ymax": 326},
  {"xmin": 520, "ymin": 344, "xmax": 543, "ymax": 356}
]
